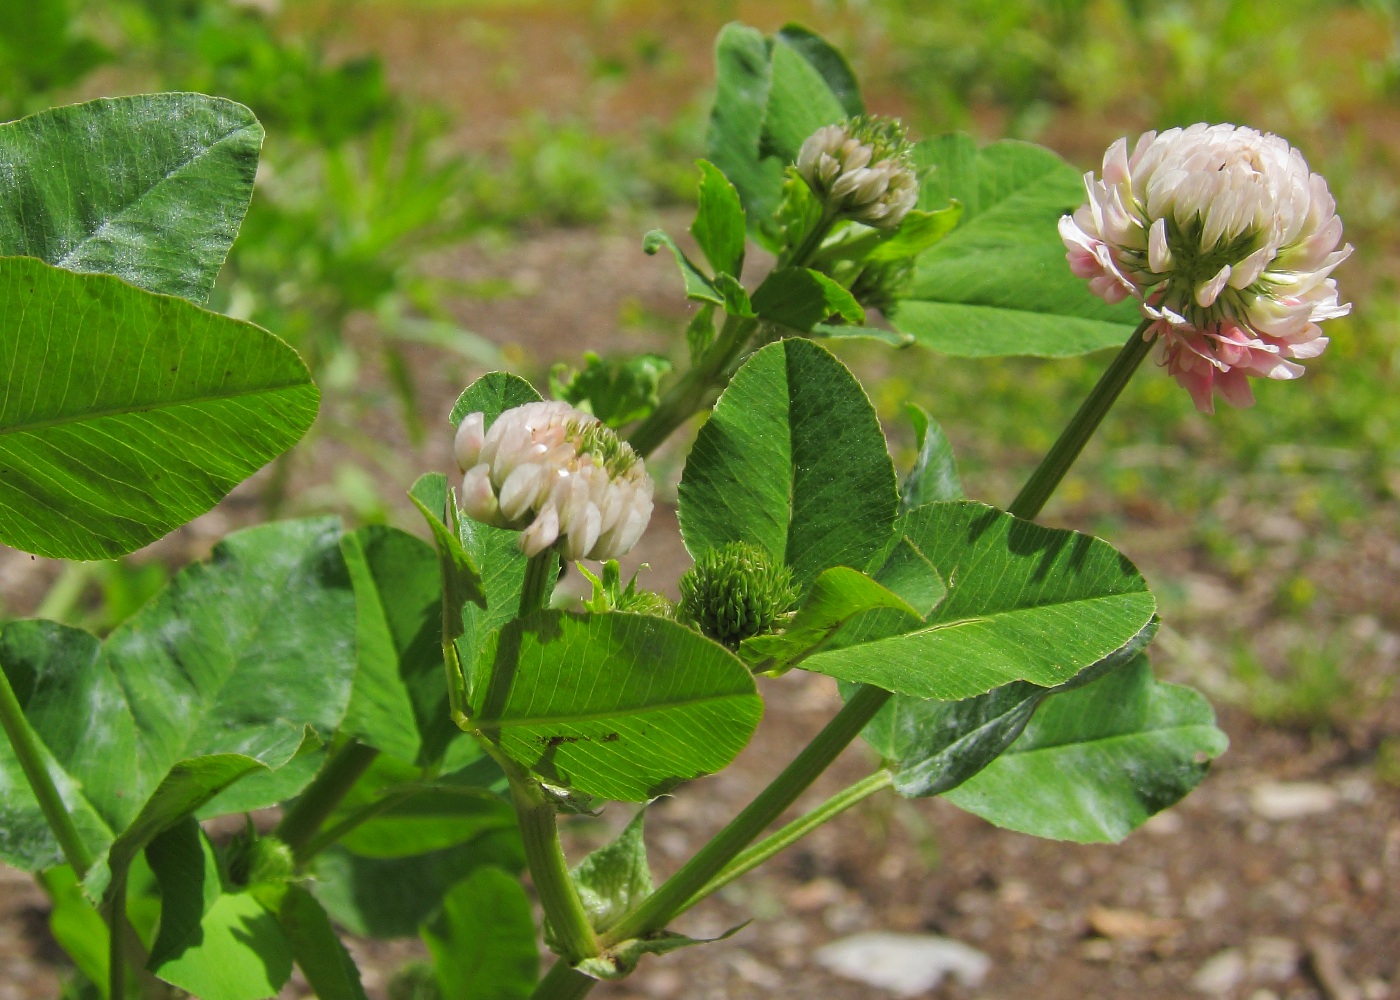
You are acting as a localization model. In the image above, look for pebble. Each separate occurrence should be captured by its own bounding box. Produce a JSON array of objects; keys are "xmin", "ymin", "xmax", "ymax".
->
[
  {"xmin": 815, "ymin": 932, "xmax": 992, "ymax": 997},
  {"xmin": 1250, "ymin": 782, "xmax": 1339, "ymax": 820},
  {"xmin": 1193, "ymin": 948, "xmax": 1247, "ymax": 995}
]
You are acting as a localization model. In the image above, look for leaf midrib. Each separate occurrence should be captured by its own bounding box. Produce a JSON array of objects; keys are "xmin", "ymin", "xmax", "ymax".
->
[
  {"xmin": 51, "ymin": 119, "xmax": 257, "ymax": 271},
  {"xmin": 0, "ymin": 378, "xmax": 314, "ymax": 438},
  {"xmin": 998, "ymin": 722, "xmax": 1219, "ymax": 760},
  {"xmin": 480, "ymin": 690, "xmax": 757, "ymax": 729}
]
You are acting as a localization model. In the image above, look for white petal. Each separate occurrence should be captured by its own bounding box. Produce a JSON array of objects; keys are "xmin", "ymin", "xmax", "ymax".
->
[
  {"xmin": 1148, "ymin": 218, "xmax": 1172, "ymax": 273},
  {"xmin": 454, "ymin": 412, "xmax": 486, "ymax": 472}
]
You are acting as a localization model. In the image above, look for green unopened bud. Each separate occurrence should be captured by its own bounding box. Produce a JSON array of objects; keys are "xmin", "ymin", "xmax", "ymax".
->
[
  {"xmin": 226, "ymin": 828, "xmax": 296, "ymax": 888},
  {"xmin": 678, "ymin": 542, "xmax": 797, "ymax": 650}
]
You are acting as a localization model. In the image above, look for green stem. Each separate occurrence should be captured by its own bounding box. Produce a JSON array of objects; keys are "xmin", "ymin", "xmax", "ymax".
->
[
  {"xmin": 602, "ymin": 683, "xmax": 891, "ymax": 947},
  {"xmin": 510, "ymin": 776, "xmax": 599, "ymax": 963},
  {"xmin": 276, "ymin": 741, "xmax": 380, "ymax": 862},
  {"xmin": 530, "ymin": 958, "xmax": 596, "ymax": 1000},
  {"xmin": 297, "ymin": 785, "xmax": 421, "ymax": 862},
  {"xmin": 520, "ymin": 549, "xmax": 559, "ymax": 615},
  {"xmin": 627, "ymin": 314, "xmax": 757, "ymax": 459},
  {"xmin": 1008, "ymin": 319, "xmax": 1155, "ymax": 521},
  {"xmin": 780, "ymin": 208, "xmax": 839, "ymax": 270},
  {"xmin": 106, "ymin": 869, "xmax": 127, "ymax": 1000},
  {"xmin": 0, "ymin": 660, "xmax": 93, "ymax": 877},
  {"xmin": 679, "ymin": 771, "xmax": 893, "ymax": 913}
]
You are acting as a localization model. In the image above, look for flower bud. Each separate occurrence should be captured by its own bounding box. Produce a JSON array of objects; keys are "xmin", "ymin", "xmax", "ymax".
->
[
  {"xmin": 678, "ymin": 542, "xmax": 797, "ymax": 650},
  {"xmin": 456, "ymin": 400, "xmax": 654, "ymax": 561},
  {"xmin": 797, "ymin": 117, "xmax": 918, "ymax": 229},
  {"xmin": 1060, "ymin": 123, "xmax": 1351, "ymax": 413}
]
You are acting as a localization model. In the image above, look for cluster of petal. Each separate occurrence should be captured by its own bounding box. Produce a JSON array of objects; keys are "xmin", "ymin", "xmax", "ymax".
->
[
  {"xmin": 454, "ymin": 401, "xmax": 654, "ymax": 561},
  {"xmin": 1059, "ymin": 123, "xmax": 1351, "ymax": 413},
  {"xmin": 797, "ymin": 119, "xmax": 919, "ymax": 229}
]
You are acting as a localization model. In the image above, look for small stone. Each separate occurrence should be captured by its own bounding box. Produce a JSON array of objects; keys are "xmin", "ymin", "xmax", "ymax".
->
[
  {"xmin": 787, "ymin": 877, "xmax": 843, "ymax": 913},
  {"xmin": 815, "ymin": 932, "xmax": 992, "ymax": 997},
  {"xmin": 1088, "ymin": 906, "xmax": 1183, "ymax": 940},
  {"xmin": 733, "ymin": 953, "xmax": 783, "ymax": 990},
  {"xmin": 1194, "ymin": 948, "xmax": 1247, "ymax": 995},
  {"xmin": 1185, "ymin": 881, "xmax": 1230, "ymax": 920},
  {"xmin": 1144, "ymin": 809, "xmax": 1184, "ymax": 835},
  {"xmin": 1249, "ymin": 937, "xmax": 1301, "ymax": 982},
  {"xmin": 1250, "ymin": 782, "xmax": 1339, "ymax": 820},
  {"xmin": 1081, "ymin": 939, "xmax": 1116, "ymax": 963}
]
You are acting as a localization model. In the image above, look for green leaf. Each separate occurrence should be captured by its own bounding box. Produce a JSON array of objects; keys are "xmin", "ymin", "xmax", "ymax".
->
[
  {"xmin": 865, "ymin": 621, "xmax": 1157, "ymax": 798},
  {"xmin": 0, "ymin": 256, "xmax": 318, "ymax": 560},
  {"xmin": 341, "ymin": 525, "xmax": 457, "ymax": 766},
  {"xmin": 40, "ymin": 866, "xmax": 109, "ymax": 992},
  {"xmin": 448, "ymin": 371, "xmax": 542, "ymax": 428},
  {"xmin": 741, "ymin": 566, "xmax": 929, "ymax": 673},
  {"xmin": 691, "ymin": 160, "xmax": 747, "ymax": 278},
  {"xmin": 473, "ymin": 611, "xmax": 763, "ymax": 803},
  {"xmin": 751, "ymin": 268, "xmax": 864, "ymax": 331},
  {"xmin": 944, "ymin": 656, "xmax": 1228, "ymax": 843},
  {"xmin": 409, "ymin": 474, "xmax": 488, "ymax": 645},
  {"xmin": 685, "ymin": 304, "xmax": 717, "ymax": 364},
  {"xmin": 801, "ymin": 501, "xmax": 1156, "ymax": 700},
  {"xmin": 775, "ymin": 24, "xmax": 864, "ymax": 117},
  {"xmin": 900, "ymin": 405, "xmax": 963, "ymax": 514},
  {"xmin": 311, "ymin": 831, "xmax": 524, "ymax": 939},
  {"xmin": 0, "ymin": 518, "xmax": 358, "ymax": 873},
  {"xmin": 152, "ymin": 891, "xmax": 293, "ymax": 1000},
  {"xmin": 642, "ymin": 229, "xmax": 722, "ymax": 305},
  {"xmin": 422, "ymin": 868, "xmax": 537, "ymax": 1000},
  {"xmin": 0, "ymin": 94, "xmax": 262, "ymax": 303},
  {"xmin": 339, "ymin": 787, "xmax": 516, "ymax": 860},
  {"xmin": 705, "ymin": 24, "xmax": 784, "ymax": 242},
  {"xmin": 571, "ymin": 810, "xmax": 651, "ymax": 932},
  {"xmin": 146, "ymin": 819, "xmax": 222, "ymax": 969},
  {"xmin": 762, "ymin": 39, "xmax": 847, "ymax": 164},
  {"xmin": 863, "ymin": 204, "xmax": 964, "ymax": 263},
  {"xmin": 890, "ymin": 135, "xmax": 1141, "ymax": 357},
  {"xmin": 269, "ymin": 885, "xmax": 370, "ymax": 1000},
  {"xmin": 551, "ymin": 351, "xmax": 673, "ymax": 428},
  {"xmin": 197, "ymin": 742, "xmax": 327, "ymax": 819},
  {"xmin": 90, "ymin": 754, "xmax": 268, "ymax": 900},
  {"xmin": 678, "ymin": 337, "xmax": 897, "ymax": 592}
]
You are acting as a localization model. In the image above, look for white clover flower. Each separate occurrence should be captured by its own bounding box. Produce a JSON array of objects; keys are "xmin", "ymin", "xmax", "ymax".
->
[
  {"xmin": 1060, "ymin": 123, "xmax": 1352, "ymax": 413},
  {"xmin": 797, "ymin": 118, "xmax": 919, "ymax": 229},
  {"xmin": 454, "ymin": 401, "xmax": 654, "ymax": 561}
]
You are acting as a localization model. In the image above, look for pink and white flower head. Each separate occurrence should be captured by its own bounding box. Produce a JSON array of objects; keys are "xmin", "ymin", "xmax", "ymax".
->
[
  {"xmin": 797, "ymin": 118, "xmax": 919, "ymax": 229},
  {"xmin": 1060, "ymin": 123, "xmax": 1351, "ymax": 413},
  {"xmin": 454, "ymin": 401, "xmax": 654, "ymax": 561}
]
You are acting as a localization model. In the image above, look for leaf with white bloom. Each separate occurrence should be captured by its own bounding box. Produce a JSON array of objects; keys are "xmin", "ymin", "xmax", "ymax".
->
[
  {"xmin": 0, "ymin": 519, "xmax": 357, "ymax": 873},
  {"xmin": 944, "ymin": 656, "xmax": 1228, "ymax": 842},
  {"xmin": 0, "ymin": 93, "xmax": 261, "ymax": 303}
]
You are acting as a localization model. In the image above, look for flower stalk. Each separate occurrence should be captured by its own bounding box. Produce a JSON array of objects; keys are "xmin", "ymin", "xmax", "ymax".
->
[{"xmin": 1009, "ymin": 319, "xmax": 1155, "ymax": 521}]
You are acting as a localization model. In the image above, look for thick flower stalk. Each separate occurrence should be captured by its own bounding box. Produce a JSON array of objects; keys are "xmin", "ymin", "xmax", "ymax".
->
[
  {"xmin": 454, "ymin": 401, "xmax": 654, "ymax": 561},
  {"xmin": 797, "ymin": 117, "xmax": 919, "ymax": 229},
  {"xmin": 1060, "ymin": 123, "xmax": 1351, "ymax": 413}
]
